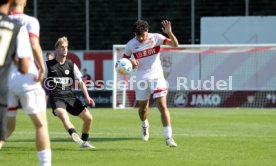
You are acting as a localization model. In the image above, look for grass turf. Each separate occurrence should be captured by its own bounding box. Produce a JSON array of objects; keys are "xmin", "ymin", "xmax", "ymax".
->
[{"xmin": 0, "ymin": 108, "xmax": 276, "ymax": 166}]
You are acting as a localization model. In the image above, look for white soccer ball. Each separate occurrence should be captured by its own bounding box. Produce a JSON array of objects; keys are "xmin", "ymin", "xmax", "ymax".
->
[{"xmin": 115, "ymin": 58, "xmax": 133, "ymax": 75}]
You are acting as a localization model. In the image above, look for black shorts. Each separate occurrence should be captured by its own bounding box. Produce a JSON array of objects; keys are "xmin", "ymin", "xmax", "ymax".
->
[{"xmin": 50, "ymin": 96, "xmax": 86, "ymax": 116}]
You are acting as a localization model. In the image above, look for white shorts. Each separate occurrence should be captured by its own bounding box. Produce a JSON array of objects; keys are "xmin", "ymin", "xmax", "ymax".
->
[
  {"xmin": 7, "ymin": 87, "xmax": 46, "ymax": 117},
  {"xmin": 135, "ymin": 77, "xmax": 168, "ymax": 101}
]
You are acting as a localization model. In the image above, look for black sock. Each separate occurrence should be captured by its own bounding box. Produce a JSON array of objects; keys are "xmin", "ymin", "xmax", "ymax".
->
[
  {"xmin": 68, "ymin": 128, "xmax": 76, "ymax": 136},
  {"xmin": 81, "ymin": 133, "xmax": 89, "ymax": 141}
]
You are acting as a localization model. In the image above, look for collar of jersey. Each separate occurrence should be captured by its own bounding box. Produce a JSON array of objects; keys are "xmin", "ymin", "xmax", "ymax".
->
[{"xmin": 8, "ymin": 11, "xmax": 24, "ymax": 15}]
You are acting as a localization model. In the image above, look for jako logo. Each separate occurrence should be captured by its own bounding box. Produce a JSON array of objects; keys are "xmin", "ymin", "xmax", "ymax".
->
[
  {"xmin": 174, "ymin": 93, "xmax": 188, "ymax": 107},
  {"xmin": 190, "ymin": 94, "xmax": 221, "ymax": 106}
]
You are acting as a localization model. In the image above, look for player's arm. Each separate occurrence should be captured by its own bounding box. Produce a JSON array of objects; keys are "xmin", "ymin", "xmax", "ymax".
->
[
  {"xmin": 78, "ymin": 79, "xmax": 95, "ymax": 107},
  {"xmin": 161, "ymin": 20, "xmax": 179, "ymax": 47},
  {"xmin": 29, "ymin": 19, "xmax": 45, "ymax": 81},
  {"xmin": 74, "ymin": 64, "xmax": 95, "ymax": 107},
  {"xmin": 17, "ymin": 57, "xmax": 29, "ymax": 74},
  {"xmin": 30, "ymin": 34, "xmax": 45, "ymax": 81},
  {"xmin": 16, "ymin": 26, "xmax": 33, "ymax": 74},
  {"xmin": 122, "ymin": 45, "xmax": 139, "ymax": 68}
]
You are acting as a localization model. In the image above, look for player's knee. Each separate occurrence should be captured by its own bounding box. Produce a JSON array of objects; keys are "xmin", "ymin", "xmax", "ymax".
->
[
  {"xmin": 33, "ymin": 119, "xmax": 47, "ymax": 129},
  {"xmin": 139, "ymin": 107, "xmax": 147, "ymax": 113},
  {"xmin": 85, "ymin": 114, "xmax": 93, "ymax": 123},
  {"xmin": 158, "ymin": 102, "xmax": 168, "ymax": 112}
]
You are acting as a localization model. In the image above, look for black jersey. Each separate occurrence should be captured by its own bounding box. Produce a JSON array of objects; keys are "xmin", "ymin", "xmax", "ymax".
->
[
  {"xmin": 46, "ymin": 59, "xmax": 76, "ymax": 98},
  {"xmin": 0, "ymin": 12, "xmax": 21, "ymax": 106}
]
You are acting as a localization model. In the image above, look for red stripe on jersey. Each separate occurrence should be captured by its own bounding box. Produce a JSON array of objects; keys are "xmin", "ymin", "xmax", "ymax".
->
[
  {"xmin": 163, "ymin": 38, "xmax": 170, "ymax": 45},
  {"xmin": 29, "ymin": 32, "xmax": 39, "ymax": 39},
  {"xmin": 8, "ymin": 107, "xmax": 18, "ymax": 111},
  {"xmin": 122, "ymin": 54, "xmax": 130, "ymax": 59},
  {"xmin": 133, "ymin": 46, "xmax": 160, "ymax": 59},
  {"xmin": 8, "ymin": 11, "xmax": 24, "ymax": 15},
  {"xmin": 153, "ymin": 88, "xmax": 168, "ymax": 94}
]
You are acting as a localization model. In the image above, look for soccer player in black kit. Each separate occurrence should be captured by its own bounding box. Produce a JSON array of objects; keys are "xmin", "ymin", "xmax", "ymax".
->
[{"xmin": 46, "ymin": 36, "xmax": 95, "ymax": 148}]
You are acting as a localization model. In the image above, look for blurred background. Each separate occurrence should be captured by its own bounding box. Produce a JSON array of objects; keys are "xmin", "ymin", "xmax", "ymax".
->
[
  {"xmin": 24, "ymin": 0, "xmax": 276, "ymax": 50},
  {"xmin": 22, "ymin": 0, "xmax": 276, "ymax": 108}
]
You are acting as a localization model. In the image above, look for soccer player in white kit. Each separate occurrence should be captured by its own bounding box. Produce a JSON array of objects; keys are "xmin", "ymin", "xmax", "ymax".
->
[
  {"xmin": 123, "ymin": 20, "xmax": 178, "ymax": 147},
  {"xmin": 6, "ymin": 0, "xmax": 51, "ymax": 165}
]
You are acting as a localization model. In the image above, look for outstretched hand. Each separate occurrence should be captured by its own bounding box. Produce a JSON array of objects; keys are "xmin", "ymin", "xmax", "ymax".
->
[{"xmin": 161, "ymin": 20, "xmax": 172, "ymax": 34}]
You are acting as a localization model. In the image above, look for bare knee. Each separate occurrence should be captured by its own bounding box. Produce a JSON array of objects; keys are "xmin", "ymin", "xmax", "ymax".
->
[
  {"xmin": 139, "ymin": 107, "xmax": 148, "ymax": 113},
  {"xmin": 84, "ymin": 113, "xmax": 92, "ymax": 124},
  {"xmin": 55, "ymin": 109, "xmax": 69, "ymax": 122},
  {"xmin": 80, "ymin": 109, "xmax": 93, "ymax": 124},
  {"xmin": 156, "ymin": 96, "xmax": 168, "ymax": 112}
]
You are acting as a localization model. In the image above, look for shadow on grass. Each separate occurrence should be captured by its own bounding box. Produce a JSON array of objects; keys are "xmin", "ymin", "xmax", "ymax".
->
[
  {"xmin": 50, "ymin": 137, "xmax": 140, "ymax": 143},
  {"xmin": 0, "ymin": 146, "xmax": 35, "ymax": 152},
  {"xmin": 8, "ymin": 138, "xmax": 34, "ymax": 142},
  {"xmin": 6, "ymin": 137, "xmax": 140, "ymax": 143},
  {"xmin": 91, "ymin": 137, "xmax": 140, "ymax": 142}
]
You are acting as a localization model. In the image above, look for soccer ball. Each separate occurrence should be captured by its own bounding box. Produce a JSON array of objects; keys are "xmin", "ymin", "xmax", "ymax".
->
[{"xmin": 115, "ymin": 58, "xmax": 133, "ymax": 75}]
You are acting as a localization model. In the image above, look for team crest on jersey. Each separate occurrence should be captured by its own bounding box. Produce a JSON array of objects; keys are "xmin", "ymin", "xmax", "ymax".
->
[
  {"xmin": 148, "ymin": 40, "xmax": 154, "ymax": 47},
  {"xmin": 65, "ymin": 69, "xmax": 70, "ymax": 75}
]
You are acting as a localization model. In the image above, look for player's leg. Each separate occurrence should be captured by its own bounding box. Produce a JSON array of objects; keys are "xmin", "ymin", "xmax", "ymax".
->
[
  {"xmin": 6, "ymin": 116, "xmax": 16, "ymax": 138},
  {"xmin": 78, "ymin": 108, "xmax": 92, "ymax": 135},
  {"xmin": 54, "ymin": 107, "xmax": 83, "ymax": 144},
  {"xmin": 152, "ymin": 78, "xmax": 177, "ymax": 147},
  {"xmin": 54, "ymin": 107, "xmax": 75, "ymax": 131},
  {"xmin": 78, "ymin": 108, "xmax": 95, "ymax": 148},
  {"xmin": 155, "ymin": 96, "xmax": 171, "ymax": 126},
  {"xmin": 67, "ymin": 97, "xmax": 94, "ymax": 148},
  {"xmin": 50, "ymin": 96, "xmax": 82, "ymax": 143},
  {"xmin": 29, "ymin": 112, "xmax": 50, "ymax": 150},
  {"xmin": 6, "ymin": 91, "xmax": 19, "ymax": 138},
  {"xmin": 29, "ymin": 112, "xmax": 51, "ymax": 166},
  {"xmin": 155, "ymin": 95, "xmax": 177, "ymax": 147},
  {"xmin": 138, "ymin": 100, "xmax": 150, "ymax": 141},
  {"xmin": 20, "ymin": 88, "xmax": 51, "ymax": 166},
  {"xmin": 136, "ymin": 80, "xmax": 151, "ymax": 141},
  {"xmin": 0, "ymin": 107, "xmax": 7, "ymax": 149}
]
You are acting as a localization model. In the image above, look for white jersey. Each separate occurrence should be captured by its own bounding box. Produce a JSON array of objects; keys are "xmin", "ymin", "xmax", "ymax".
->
[
  {"xmin": 8, "ymin": 11, "xmax": 40, "ymax": 93},
  {"xmin": 8, "ymin": 11, "xmax": 40, "ymax": 37},
  {"xmin": 124, "ymin": 33, "xmax": 169, "ymax": 80}
]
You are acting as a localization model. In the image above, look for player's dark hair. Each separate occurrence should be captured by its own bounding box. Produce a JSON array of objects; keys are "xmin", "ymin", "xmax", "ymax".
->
[{"xmin": 133, "ymin": 20, "xmax": 149, "ymax": 35}]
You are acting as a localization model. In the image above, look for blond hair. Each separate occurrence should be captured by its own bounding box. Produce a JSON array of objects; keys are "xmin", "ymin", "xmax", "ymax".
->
[{"xmin": 55, "ymin": 36, "xmax": 69, "ymax": 49}]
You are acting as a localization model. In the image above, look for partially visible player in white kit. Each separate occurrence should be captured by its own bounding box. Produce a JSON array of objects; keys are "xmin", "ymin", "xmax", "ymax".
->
[
  {"xmin": 6, "ymin": 0, "xmax": 51, "ymax": 165},
  {"xmin": 123, "ymin": 20, "xmax": 178, "ymax": 147}
]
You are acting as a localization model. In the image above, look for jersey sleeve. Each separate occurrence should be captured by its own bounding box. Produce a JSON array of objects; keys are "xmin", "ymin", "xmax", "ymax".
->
[
  {"xmin": 154, "ymin": 33, "xmax": 168, "ymax": 46},
  {"xmin": 123, "ymin": 44, "xmax": 132, "ymax": 58},
  {"xmin": 16, "ymin": 26, "xmax": 33, "ymax": 58},
  {"xmin": 27, "ymin": 17, "xmax": 40, "ymax": 38},
  {"xmin": 74, "ymin": 64, "xmax": 83, "ymax": 80}
]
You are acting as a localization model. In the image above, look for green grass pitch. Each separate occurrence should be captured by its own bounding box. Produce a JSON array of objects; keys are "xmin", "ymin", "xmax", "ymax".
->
[{"xmin": 0, "ymin": 108, "xmax": 276, "ymax": 166}]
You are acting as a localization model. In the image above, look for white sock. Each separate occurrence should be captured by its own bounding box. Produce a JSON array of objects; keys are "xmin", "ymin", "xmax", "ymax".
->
[
  {"xmin": 164, "ymin": 126, "xmax": 172, "ymax": 139},
  {"xmin": 37, "ymin": 148, "xmax": 51, "ymax": 166},
  {"xmin": 141, "ymin": 119, "xmax": 149, "ymax": 127}
]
